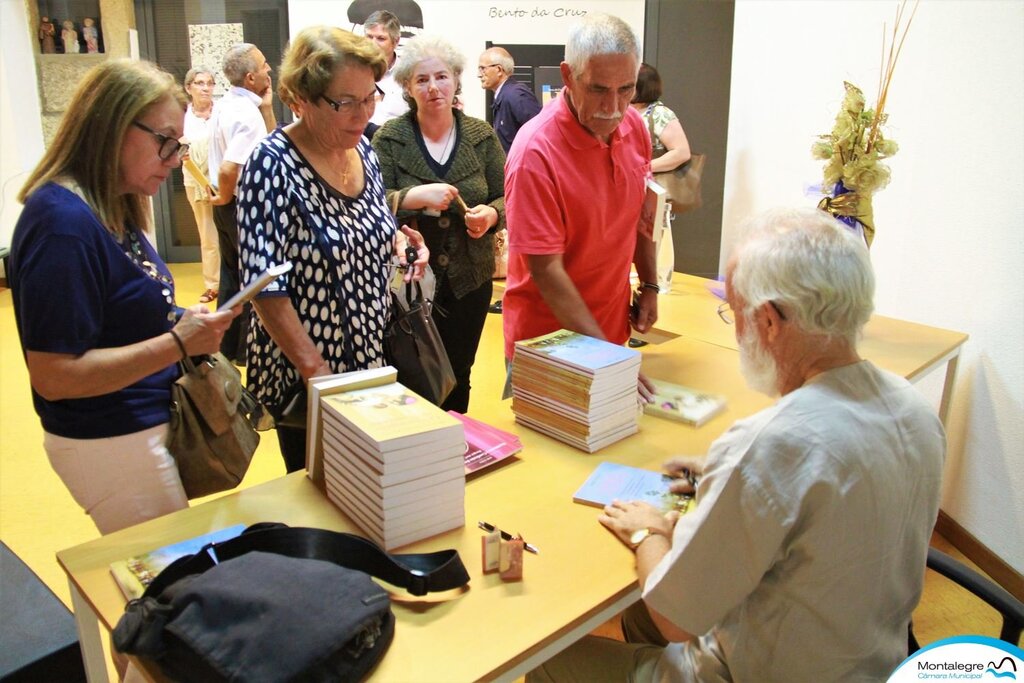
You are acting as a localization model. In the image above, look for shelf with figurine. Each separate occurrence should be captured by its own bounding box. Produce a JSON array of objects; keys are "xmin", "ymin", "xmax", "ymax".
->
[{"xmin": 38, "ymin": 15, "xmax": 104, "ymax": 55}]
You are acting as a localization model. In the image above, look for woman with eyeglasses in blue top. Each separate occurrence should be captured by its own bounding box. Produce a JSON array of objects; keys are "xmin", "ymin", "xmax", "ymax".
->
[
  {"xmin": 9, "ymin": 59, "xmax": 239, "ymax": 534},
  {"xmin": 235, "ymin": 26, "xmax": 428, "ymax": 473}
]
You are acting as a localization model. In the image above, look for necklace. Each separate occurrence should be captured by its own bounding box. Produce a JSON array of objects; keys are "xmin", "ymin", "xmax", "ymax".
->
[{"xmin": 425, "ymin": 121, "xmax": 456, "ymax": 164}]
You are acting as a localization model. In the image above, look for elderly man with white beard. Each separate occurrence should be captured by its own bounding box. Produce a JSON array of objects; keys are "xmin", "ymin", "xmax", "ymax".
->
[{"xmin": 528, "ymin": 207, "xmax": 946, "ymax": 683}]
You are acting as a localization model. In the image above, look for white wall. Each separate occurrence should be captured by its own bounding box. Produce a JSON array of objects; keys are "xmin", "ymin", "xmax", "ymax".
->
[
  {"xmin": 726, "ymin": 0, "xmax": 1024, "ymax": 572},
  {"xmin": 0, "ymin": 0, "xmax": 46, "ymax": 254},
  {"xmin": 289, "ymin": 0, "xmax": 645, "ymax": 121}
]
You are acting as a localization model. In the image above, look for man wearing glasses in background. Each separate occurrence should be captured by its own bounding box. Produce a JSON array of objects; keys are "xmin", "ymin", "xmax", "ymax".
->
[
  {"xmin": 479, "ymin": 46, "xmax": 541, "ymax": 315},
  {"xmin": 364, "ymin": 10, "xmax": 409, "ymax": 134},
  {"xmin": 208, "ymin": 42, "xmax": 276, "ymax": 364}
]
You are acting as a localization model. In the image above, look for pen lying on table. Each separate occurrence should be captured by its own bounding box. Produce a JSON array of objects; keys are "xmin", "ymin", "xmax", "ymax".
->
[{"xmin": 478, "ymin": 521, "xmax": 539, "ymax": 554}]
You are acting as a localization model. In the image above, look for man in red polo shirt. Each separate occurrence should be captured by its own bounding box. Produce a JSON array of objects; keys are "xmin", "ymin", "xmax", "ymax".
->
[{"xmin": 502, "ymin": 13, "xmax": 658, "ymax": 392}]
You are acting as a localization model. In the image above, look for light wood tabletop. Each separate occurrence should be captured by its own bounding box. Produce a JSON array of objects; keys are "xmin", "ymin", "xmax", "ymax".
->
[{"xmin": 57, "ymin": 274, "xmax": 967, "ymax": 682}]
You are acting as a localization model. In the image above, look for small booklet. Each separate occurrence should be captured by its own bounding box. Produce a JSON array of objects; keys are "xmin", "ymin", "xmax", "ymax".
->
[
  {"xmin": 182, "ymin": 157, "xmax": 212, "ymax": 191},
  {"xmin": 447, "ymin": 411, "xmax": 523, "ymax": 475},
  {"xmin": 109, "ymin": 524, "xmax": 246, "ymax": 600},
  {"xmin": 573, "ymin": 461, "xmax": 693, "ymax": 514},
  {"xmin": 643, "ymin": 379, "xmax": 727, "ymax": 427},
  {"xmin": 221, "ymin": 262, "xmax": 293, "ymax": 309},
  {"xmin": 640, "ymin": 177, "xmax": 669, "ymax": 241}
]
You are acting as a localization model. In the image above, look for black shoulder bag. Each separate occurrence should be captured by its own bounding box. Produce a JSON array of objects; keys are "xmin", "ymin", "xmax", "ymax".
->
[{"xmin": 113, "ymin": 523, "xmax": 469, "ymax": 682}]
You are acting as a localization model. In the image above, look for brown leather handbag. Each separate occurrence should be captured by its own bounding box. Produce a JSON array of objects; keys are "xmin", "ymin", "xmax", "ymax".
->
[{"xmin": 167, "ymin": 353, "xmax": 261, "ymax": 499}]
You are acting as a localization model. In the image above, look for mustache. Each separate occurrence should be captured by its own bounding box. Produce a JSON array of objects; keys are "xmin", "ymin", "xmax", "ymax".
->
[{"xmin": 592, "ymin": 111, "xmax": 623, "ymax": 121}]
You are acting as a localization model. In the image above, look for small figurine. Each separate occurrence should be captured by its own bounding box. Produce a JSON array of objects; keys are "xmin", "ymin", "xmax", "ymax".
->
[
  {"xmin": 62, "ymin": 20, "xmax": 79, "ymax": 54},
  {"xmin": 38, "ymin": 16, "xmax": 56, "ymax": 54},
  {"xmin": 82, "ymin": 18, "xmax": 99, "ymax": 54}
]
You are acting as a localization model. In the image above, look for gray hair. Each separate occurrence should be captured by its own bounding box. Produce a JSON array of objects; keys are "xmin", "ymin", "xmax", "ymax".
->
[
  {"xmin": 393, "ymin": 34, "xmax": 465, "ymax": 110},
  {"xmin": 485, "ymin": 47, "xmax": 514, "ymax": 76},
  {"xmin": 364, "ymin": 10, "xmax": 401, "ymax": 43},
  {"xmin": 565, "ymin": 13, "xmax": 641, "ymax": 77},
  {"xmin": 222, "ymin": 43, "xmax": 259, "ymax": 86},
  {"xmin": 183, "ymin": 66, "xmax": 214, "ymax": 93},
  {"xmin": 730, "ymin": 207, "xmax": 875, "ymax": 346}
]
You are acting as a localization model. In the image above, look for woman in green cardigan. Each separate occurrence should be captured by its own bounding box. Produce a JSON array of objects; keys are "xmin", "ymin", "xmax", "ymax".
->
[{"xmin": 373, "ymin": 34, "xmax": 506, "ymax": 413}]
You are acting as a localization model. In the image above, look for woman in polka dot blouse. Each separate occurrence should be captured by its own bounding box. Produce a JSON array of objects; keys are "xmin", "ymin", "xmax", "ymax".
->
[{"xmin": 236, "ymin": 26, "xmax": 428, "ymax": 472}]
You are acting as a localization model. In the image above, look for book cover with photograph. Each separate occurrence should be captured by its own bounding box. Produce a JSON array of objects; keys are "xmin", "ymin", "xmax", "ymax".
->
[
  {"xmin": 109, "ymin": 524, "xmax": 246, "ymax": 600},
  {"xmin": 643, "ymin": 379, "xmax": 727, "ymax": 427}
]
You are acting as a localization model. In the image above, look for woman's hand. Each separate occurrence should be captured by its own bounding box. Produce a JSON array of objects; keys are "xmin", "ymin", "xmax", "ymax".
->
[
  {"xmin": 464, "ymin": 204, "xmax": 497, "ymax": 239},
  {"xmin": 403, "ymin": 183, "xmax": 460, "ymax": 212},
  {"xmin": 394, "ymin": 225, "xmax": 429, "ymax": 282},
  {"xmin": 172, "ymin": 305, "xmax": 239, "ymax": 356}
]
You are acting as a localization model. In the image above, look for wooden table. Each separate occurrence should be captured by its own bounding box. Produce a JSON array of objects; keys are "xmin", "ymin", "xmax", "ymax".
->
[{"xmin": 58, "ymin": 276, "xmax": 967, "ymax": 682}]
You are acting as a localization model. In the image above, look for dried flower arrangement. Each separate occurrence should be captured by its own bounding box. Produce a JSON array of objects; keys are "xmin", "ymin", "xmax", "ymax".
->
[{"xmin": 814, "ymin": 0, "xmax": 918, "ymax": 247}]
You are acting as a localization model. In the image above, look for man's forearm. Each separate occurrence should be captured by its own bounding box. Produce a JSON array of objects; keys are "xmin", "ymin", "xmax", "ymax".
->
[
  {"xmin": 636, "ymin": 537, "xmax": 696, "ymax": 643},
  {"xmin": 528, "ymin": 254, "xmax": 605, "ymax": 339},
  {"xmin": 633, "ymin": 234, "xmax": 658, "ymax": 285},
  {"xmin": 216, "ymin": 162, "xmax": 240, "ymax": 201}
]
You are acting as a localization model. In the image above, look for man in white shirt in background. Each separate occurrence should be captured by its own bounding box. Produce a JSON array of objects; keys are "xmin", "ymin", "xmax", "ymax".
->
[
  {"xmin": 208, "ymin": 42, "xmax": 276, "ymax": 363},
  {"xmin": 364, "ymin": 10, "xmax": 408, "ymax": 133},
  {"xmin": 528, "ymin": 207, "xmax": 946, "ymax": 682}
]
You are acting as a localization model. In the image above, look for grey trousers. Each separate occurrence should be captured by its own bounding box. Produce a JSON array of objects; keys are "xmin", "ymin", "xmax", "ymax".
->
[{"xmin": 526, "ymin": 601, "xmax": 666, "ymax": 683}]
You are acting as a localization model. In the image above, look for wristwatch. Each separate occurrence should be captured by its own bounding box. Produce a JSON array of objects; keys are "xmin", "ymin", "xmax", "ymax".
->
[{"xmin": 629, "ymin": 526, "xmax": 668, "ymax": 549}]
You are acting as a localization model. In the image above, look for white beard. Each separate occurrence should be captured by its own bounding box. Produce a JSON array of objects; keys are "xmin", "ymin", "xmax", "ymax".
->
[{"xmin": 738, "ymin": 325, "xmax": 781, "ymax": 397}]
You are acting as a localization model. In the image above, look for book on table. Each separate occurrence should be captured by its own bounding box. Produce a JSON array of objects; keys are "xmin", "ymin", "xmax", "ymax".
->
[
  {"xmin": 643, "ymin": 379, "xmax": 727, "ymax": 427},
  {"xmin": 109, "ymin": 524, "xmax": 246, "ymax": 600},
  {"xmin": 573, "ymin": 462, "xmax": 694, "ymax": 514},
  {"xmin": 446, "ymin": 411, "xmax": 523, "ymax": 475},
  {"xmin": 511, "ymin": 330, "xmax": 641, "ymax": 453},
  {"xmin": 305, "ymin": 366, "xmax": 399, "ymax": 491},
  {"xmin": 316, "ymin": 379, "xmax": 467, "ymax": 550}
]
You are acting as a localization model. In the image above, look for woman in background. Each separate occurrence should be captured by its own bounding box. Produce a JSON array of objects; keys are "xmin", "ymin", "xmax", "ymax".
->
[
  {"xmin": 373, "ymin": 34, "xmax": 506, "ymax": 413},
  {"xmin": 632, "ymin": 62, "xmax": 691, "ymax": 174},
  {"xmin": 9, "ymin": 60, "xmax": 237, "ymax": 534},
  {"xmin": 182, "ymin": 66, "xmax": 220, "ymax": 304},
  {"xmin": 632, "ymin": 62, "xmax": 692, "ymax": 289},
  {"xmin": 236, "ymin": 26, "xmax": 427, "ymax": 472}
]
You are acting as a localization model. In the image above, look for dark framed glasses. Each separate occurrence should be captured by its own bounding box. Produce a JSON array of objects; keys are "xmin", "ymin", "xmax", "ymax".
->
[
  {"xmin": 320, "ymin": 85, "xmax": 384, "ymax": 115},
  {"xmin": 132, "ymin": 121, "xmax": 189, "ymax": 161}
]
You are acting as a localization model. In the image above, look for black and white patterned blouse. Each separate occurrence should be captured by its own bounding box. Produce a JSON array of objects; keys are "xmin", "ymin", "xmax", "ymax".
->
[{"xmin": 237, "ymin": 128, "xmax": 397, "ymax": 409}]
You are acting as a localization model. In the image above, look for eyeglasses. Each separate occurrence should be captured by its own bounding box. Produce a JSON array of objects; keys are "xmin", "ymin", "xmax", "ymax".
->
[
  {"xmin": 717, "ymin": 301, "xmax": 787, "ymax": 325},
  {"xmin": 132, "ymin": 121, "xmax": 189, "ymax": 161},
  {"xmin": 320, "ymin": 85, "xmax": 384, "ymax": 115},
  {"xmin": 477, "ymin": 64, "xmax": 501, "ymax": 75}
]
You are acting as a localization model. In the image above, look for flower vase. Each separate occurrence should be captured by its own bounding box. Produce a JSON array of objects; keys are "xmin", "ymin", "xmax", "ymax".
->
[{"xmin": 831, "ymin": 181, "xmax": 868, "ymax": 245}]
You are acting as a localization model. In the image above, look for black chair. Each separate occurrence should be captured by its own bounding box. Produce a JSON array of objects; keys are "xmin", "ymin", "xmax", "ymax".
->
[
  {"xmin": 909, "ymin": 547, "xmax": 1024, "ymax": 652},
  {"xmin": 0, "ymin": 542, "xmax": 86, "ymax": 682}
]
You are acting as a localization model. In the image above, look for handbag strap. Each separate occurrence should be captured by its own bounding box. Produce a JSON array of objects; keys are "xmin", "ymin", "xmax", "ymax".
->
[{"xmin": 142, "ymin": 523, "xmax": 470, "ymax": 598}]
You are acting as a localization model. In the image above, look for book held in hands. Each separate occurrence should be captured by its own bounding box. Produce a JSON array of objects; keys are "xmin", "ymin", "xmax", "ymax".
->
[{"xmin": 573, "ymin": 462, "xmax": 694, "ymax": 515}]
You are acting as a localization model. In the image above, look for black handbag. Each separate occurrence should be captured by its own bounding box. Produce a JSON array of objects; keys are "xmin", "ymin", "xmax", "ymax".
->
[
  {"xmin": 384, "ymin": 281, "xmax": 456, "ymax": 406},
  {"xmin": 167, "ymin": 353, "xmax": 263, "ymax": 499},
  {"xmin": 113, "ymin": 522, "xmax": 470, "ymax": 683}
]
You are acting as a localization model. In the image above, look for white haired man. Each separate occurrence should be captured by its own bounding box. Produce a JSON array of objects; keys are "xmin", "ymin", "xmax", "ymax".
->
[
  {"xmin": 208, "ymin": 42, "xmax": 276, "ymax": 363},
  {"xmin": 529, "ymin": 208, "xmax": 946, "ymax": 681},
  {"xmin": 365, "ymin": 10, "xmax": 409, "ymax": 127},
  {"xmin": 502, "ymin": 14, "xmax": 659, "ymax": 398},
  {"xmin": 478, "ymin": 46, "xmax": 541, "ymax": 154}
]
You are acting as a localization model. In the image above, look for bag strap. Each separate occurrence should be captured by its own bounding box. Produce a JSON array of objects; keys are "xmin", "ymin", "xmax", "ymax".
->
[{"xmin": 143, "ymin": 523, "xmax": 470, "ymax": 598}]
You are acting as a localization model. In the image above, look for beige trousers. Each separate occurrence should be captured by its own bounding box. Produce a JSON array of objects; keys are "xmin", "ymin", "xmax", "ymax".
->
[
  {"xmin": 185, "ymin": 185, "xmax": 220, "ymax": 292},
  {"xmin": 44, "ymin": 423, "xmax": 188, "ymax": 535}
]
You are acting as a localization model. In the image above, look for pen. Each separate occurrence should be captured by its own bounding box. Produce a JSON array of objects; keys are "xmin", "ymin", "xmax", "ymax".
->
[{"xmin": 478, "ymin": 521, "xmax": 539, "ymax": 555}]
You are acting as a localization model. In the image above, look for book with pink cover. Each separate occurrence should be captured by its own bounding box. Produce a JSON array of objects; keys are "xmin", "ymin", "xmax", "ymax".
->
[{"xmin": 447, "ymin": 411, "xmax": 523, "ymax": 475}]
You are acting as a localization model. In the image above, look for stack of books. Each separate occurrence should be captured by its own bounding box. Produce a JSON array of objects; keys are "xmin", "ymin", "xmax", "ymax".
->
[
  {"xmin": 317, "ymin": 377, "xmax": 466, "ymax": 550},
  {"xmin": 511, "ymin": 330, "xmax": 641, "ymax": 452}
]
